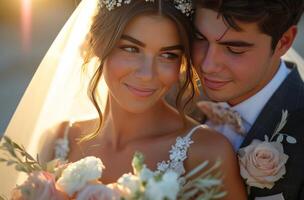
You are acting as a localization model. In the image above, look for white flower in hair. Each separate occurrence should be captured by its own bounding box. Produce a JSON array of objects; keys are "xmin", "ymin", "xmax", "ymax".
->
[
  {"xmin": 98, "ymin": 0, "xmax": 194, "ymax": 16},
  {"xmin": 99, "ymin": 0, "xmax": 154, "ymax": 11},
  {"xmin": 174, "ymin": 0, "xmax": 194, "ymax": 16}
]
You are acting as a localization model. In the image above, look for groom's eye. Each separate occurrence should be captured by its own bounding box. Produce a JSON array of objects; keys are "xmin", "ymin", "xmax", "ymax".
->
[{"xmin": 227, "ymin": 47, "xmax": 247, "ymax": 55}]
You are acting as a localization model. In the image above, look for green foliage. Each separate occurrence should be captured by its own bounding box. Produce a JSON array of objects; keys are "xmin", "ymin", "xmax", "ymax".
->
[{"xmin": 0, "ymin": 136, "xmax": 42, "ymax": 173}]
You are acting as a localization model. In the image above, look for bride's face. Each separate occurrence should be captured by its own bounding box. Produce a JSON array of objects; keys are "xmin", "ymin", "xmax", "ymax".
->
[{"xmin": 103, "ymin": 14, "xmax": 183, "ymax": 113}]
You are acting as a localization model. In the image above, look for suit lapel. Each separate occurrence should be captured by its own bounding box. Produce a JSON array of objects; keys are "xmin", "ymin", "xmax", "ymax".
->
[
  {"xmin": 240, "ymin": 62, "xmax": 303, "ymax": 148},
  {"xmin": 240, "ymin": 96, "xmax": 282, "ymax": 147}
]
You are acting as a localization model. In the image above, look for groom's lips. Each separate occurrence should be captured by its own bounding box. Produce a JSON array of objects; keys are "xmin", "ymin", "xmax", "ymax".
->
[{"xmin": 203, "ymin": 77, "xmax": 231, "ymax": 90}]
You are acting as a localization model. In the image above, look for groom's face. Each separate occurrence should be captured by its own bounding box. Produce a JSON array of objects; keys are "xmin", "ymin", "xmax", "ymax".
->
[{"xmin": 192, "ymin": 8, "xmax": 281, "ymax": 105}]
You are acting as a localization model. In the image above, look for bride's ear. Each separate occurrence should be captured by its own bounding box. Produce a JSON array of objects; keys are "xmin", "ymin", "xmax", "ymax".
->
[{"xmin": 274, "ymin": 26, "xmax": 297, "ymax": 56}]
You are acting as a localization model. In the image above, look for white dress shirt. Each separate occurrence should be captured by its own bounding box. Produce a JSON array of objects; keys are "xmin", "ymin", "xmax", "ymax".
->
[{"xmin": 206, "ymin": 61, "xmax": 291, "ymax": 151}]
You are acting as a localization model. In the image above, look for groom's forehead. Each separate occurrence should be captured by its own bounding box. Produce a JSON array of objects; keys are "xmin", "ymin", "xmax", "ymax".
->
[
  {"xmin": 194, "ymin": 8, "xmax": 228, "ymax": 39},
  {"xmin": 195, "ymin": 8, "xmax": 261, "ymax": 40}
]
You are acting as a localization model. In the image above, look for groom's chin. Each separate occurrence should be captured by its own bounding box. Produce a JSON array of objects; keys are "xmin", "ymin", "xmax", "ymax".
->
[
  {"xmin": 203, "ymin": 90, "xmax": 227, "ymax": 102},
  {"xmin": 203, "ymin": 89, "xmax": 239, "ymax": 105}
]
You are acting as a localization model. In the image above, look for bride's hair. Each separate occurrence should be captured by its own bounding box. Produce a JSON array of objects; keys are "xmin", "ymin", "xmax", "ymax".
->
[{"xmin": 80, "ymin": 0, "xmax": 198, "ymax": 142}]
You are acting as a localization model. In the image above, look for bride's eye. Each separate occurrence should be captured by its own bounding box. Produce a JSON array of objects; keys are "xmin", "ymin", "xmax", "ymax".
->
[
  {"xmin": 120, "ymin": 45, "xmax": 139, "ymax": 53},
  {"xmin": 160, "ymin": 52, "xmax": 180, "ymax": 60}
]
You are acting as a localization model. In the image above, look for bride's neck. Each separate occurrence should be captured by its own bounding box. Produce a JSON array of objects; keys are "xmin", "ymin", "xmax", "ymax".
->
[{"xmin": 101, "ymin": 96, "xmax": 181, "ymax": 150}]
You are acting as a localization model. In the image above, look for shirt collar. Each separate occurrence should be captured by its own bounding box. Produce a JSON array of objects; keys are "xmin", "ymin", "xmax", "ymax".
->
[{"xmin": 221, "ymin": 60, "xmax": 291, "ymax": 126}]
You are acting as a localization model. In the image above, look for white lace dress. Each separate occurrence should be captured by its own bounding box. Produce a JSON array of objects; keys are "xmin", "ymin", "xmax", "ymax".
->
[{"xmin": 54, "ymin": 124, "xmax": 206, "ymax": 177}]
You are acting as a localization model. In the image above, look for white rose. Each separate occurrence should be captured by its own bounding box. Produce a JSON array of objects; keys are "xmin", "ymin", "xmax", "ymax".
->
[
  {"xmin": 117, "ymin": 173, "xmax": 141, "ymax": 198},
  {"xmin": 238, "ymin": 140, "xmax": 289, "ymax": 189},
  {"xmin": 107, "ymin": 183, "xmax": 132, "ymax": 198},
  {"xmin": 145, "ymin": 170, "xmax": 179, "ymax": 200},
  {"xmin": 56, "ymin": 156, "xmax": 105, "ymax": 197}
]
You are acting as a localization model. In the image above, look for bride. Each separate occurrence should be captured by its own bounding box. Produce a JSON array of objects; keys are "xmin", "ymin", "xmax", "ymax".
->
[
  {"xmin": 2, "ymin": 0, "xmax": 247, "ymax": 199},
  {"xmin": 53, "ymin": 0, "xmax": 246, "ymax": 198}
]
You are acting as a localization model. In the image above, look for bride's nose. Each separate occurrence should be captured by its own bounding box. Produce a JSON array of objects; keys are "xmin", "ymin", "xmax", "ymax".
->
[{"xmin": 134, "ymin": 55, "xmax": 155, "ymax": 81}]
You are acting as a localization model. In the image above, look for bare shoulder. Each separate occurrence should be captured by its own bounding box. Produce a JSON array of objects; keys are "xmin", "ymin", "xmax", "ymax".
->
[
  {"xmin": 185, "ymin": 125, "xmax": 236, "ymax": 171},
  {"xmin": 185, "ymin": 125, "xmax": 247, "ymax": 199},
  {"xmin": 46, "ymin": 118, "xmax": 99, "ymax": 161},
  {"xmin": 52, "ymin": 119, "xmax": 97, "ymax": 141}
]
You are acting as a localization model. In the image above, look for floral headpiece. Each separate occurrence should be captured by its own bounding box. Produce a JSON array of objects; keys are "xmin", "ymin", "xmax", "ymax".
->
[{"xmin": 98, "ymin": 0, "xmax": 194, "ymax": 16}]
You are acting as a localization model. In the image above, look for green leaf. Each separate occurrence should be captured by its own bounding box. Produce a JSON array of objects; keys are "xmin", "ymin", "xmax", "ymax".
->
[
  {"xmin": 212, "ymin": 191, "xmax": 227, "ymax": 199},
  {"xmin": 185, "ymin": 161, "xmax": 209, "ymax": 180},
  {"xmin": 286, "ymin": 136, "xmax": 297, "ymax": 144},
  {"xmin": 264, "ymin": 135, "xmax": 269, "ymax": 142},
  {"xmin": 182, "ymin": 188, "xmax": 200, "ymax": 200},
  {"xmin": 0, "ymin": 194, "xmax": 8, "ymax": 200},
  {"xmin": 196, "ymin": 178, "xmax": 222, "ymax": 188},
  {"xmin": 0, "ymin": 136, "xmax": 43, "ymax": 174},
  {"xmin": 131, "ymin": 152, "xmax": 145, "ymax": 175},
  {"xmin": 276, "ymin": 134, "xmax": 284, "ymax": 143},
  {"xmin": 6, "ymin": 160, "xmax": 18, "ymax": 166}
]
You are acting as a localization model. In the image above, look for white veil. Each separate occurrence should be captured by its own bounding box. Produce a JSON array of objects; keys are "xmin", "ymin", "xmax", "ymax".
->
[{"xmin": 0, "ymin": 0, "xmax": 108, "ymax": 196}]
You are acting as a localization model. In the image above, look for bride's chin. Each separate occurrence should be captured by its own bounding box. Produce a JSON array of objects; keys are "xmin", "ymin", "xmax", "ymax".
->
[{"xmin": 120, "ymin": 103, "xmax": 156, "ymax": 114}]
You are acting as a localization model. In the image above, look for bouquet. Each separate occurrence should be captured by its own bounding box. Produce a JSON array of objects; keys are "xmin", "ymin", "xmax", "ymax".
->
[{"xmin": 0, "ymin": 136, "xmax": 226, "ymax": 200}]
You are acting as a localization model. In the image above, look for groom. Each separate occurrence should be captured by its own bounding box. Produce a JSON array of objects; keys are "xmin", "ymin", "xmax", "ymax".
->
[{"xmin": 192, "ymin": 0, "xmax": 304, "ymax": 199}]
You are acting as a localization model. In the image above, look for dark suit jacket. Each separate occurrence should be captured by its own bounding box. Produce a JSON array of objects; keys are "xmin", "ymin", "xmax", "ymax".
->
[{"xmin": 240, "ymin": 61, "xmax": 304, "ymax": 200}]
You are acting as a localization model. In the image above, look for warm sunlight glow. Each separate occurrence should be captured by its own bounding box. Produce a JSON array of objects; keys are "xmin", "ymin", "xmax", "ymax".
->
[{"xmin": 21, "ymin": 0, "xmax": 32, "ymax": 52}]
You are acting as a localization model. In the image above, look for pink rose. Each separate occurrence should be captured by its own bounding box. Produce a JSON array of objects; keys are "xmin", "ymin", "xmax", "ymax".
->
[
  {"xmin": 11, "ymin": 171, "xmax": 68, "ymax": 200},
  {"xmin": 76, "ymin": 183, "xmax": 120, "ymax": 200},
  {"xmin": 238, "ymin": 140, "xmax": 289, "ymax": 189}
]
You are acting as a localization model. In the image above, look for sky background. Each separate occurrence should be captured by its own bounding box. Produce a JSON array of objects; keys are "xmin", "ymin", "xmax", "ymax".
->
[{"xmin": 0, "ymin": 0, "xmax": 303, "ymax": 135}]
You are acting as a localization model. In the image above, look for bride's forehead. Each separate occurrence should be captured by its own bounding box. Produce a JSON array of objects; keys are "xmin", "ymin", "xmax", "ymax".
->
[{"xmin": 121, "ymin": 14, "xmax": 181, "ymax": 42}]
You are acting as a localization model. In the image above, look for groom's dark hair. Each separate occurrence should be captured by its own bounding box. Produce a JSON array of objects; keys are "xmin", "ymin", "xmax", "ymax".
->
[{"xmin": 194, "ymin": 0, "xmax": 304, "ymax": 50}]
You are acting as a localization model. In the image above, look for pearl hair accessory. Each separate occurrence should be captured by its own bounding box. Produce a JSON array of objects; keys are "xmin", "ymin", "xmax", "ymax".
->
[{"xmin": 98, "ymin": 0, "xmax": 193, "ymax": 16}]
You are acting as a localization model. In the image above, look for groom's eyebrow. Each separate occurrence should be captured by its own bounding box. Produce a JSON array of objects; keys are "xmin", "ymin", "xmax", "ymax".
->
[
  {"xmin": 217, "ymin": 40, "xmax": 254, "ymax": 47},
  {"xmin": 193, "ymin": 26, "xmax": 207, "ymax": 39}
]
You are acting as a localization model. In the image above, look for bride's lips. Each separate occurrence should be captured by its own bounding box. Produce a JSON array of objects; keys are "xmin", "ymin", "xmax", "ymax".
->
[
  {"xmin": 124, "ymin": 83, "xmax": 156, "ymax": 97},
  {"xmin": 203, "ymin": 77, "xmax": 231, "ymax": 90}
]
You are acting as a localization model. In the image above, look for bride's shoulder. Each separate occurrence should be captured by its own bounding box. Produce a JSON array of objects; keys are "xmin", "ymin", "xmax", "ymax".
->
[
  {"xmin": 185, "ymin": 125, "xmax": 236, "ymax": 170},
  {"xmin": 54, "ymin": 119, "xmax": 98, "ymax": 141},
  {"xmin": 185, "ymin": 125, "xmax": 247, "ymax": 199},
  {"xmin": 49, "ymin": 118, "xmax": 99, "ymax": 160}
]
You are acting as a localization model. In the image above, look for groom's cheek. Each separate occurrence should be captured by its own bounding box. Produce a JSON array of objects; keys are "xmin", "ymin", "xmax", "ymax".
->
[{"xmin": 191, "ymin": 42, "xmax": 206, "ymax": 73}]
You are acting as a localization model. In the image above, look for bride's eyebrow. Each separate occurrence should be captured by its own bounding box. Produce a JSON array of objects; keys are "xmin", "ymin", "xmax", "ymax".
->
[
  {"xmin": 121, "ymin": 34, "xmax": 183, "ymax": 51},
  {"xmin": 160, "ymin": 45, "xmax": 184, "ymax": 51},
  {"xmin": 121, "ymin": 34, "xmax": 146, "ymax": 47}
]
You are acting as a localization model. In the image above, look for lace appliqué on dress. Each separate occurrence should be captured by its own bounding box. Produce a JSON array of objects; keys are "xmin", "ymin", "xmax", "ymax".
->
[
  {"xmin": 156, "ymin": 125, "xmax": 204, "ymax": 177},
  {"xmin": 54, "ymin": 122, "xmax": 71, "ymax": 160}
]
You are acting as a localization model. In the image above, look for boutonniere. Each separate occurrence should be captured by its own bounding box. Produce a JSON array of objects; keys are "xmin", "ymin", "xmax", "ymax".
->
[
  {"xmin": 197, "ymin": 101, "xmax": 246, "ymax": 135},
  {"xmin": 238, "ymin": 110, "xmax": 296, "ymax": 190}
]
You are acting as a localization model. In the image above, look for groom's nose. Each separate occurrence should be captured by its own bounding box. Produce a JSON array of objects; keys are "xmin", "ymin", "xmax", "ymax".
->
[{"xmin": 200, "ymin": 46, "xmax": 223, "ymax": 74}]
